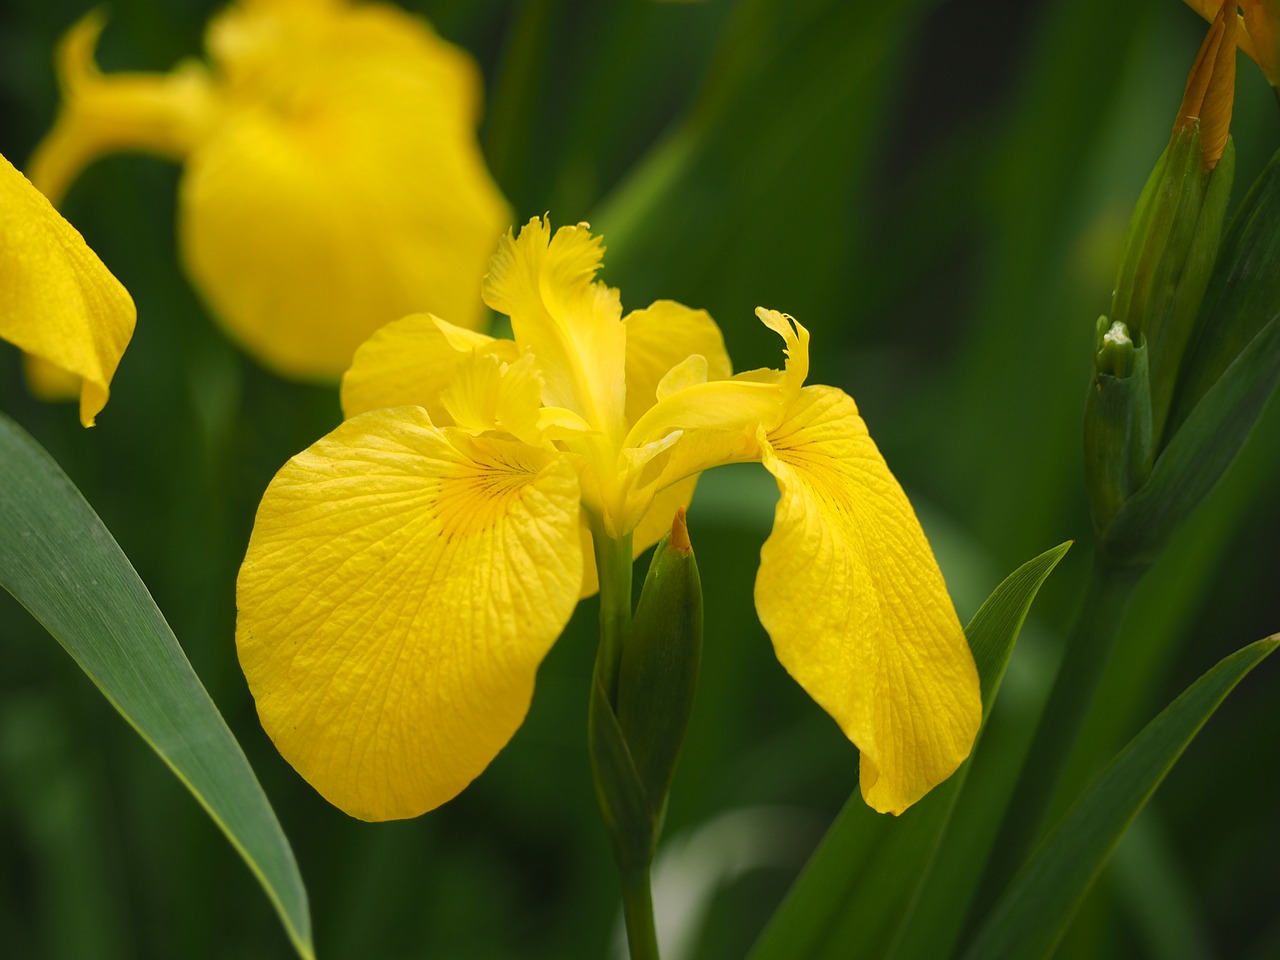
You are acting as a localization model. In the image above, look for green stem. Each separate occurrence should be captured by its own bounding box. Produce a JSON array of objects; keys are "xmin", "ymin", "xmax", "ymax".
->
[
  {"xmin": 621, "ymin": 866, "xmax": 661, "ymax": 960},
  {"xmin": 591, "ymin": 525, "xmax": 634, "ymax": 703},
  {"xmin": 968, "ymin": 550, "xmax": 1145, "ymax": 925},
  {"xmin": 588, "ymin": 523, "xmax": 661, "ymax": 959}
]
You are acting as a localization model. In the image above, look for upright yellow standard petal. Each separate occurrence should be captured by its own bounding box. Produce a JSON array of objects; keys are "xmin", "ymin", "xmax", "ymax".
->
[
  {"xmin": 754, "ymin": 385, "xmax": 980, "ymax": 815},
  {"xmin": 30, "ymin": 0, "xmax": 509, "ymax": 381},
  {"xmin": 483, "ymin": 217, "xmax": 626, "ymax": 437},
  {"xmin": 0, "ymin": 152, "xmax": 135, "ymax": 426},
  {"xmin": 236, "ymin": 406, "xmax": 583, "ymax": 820}
]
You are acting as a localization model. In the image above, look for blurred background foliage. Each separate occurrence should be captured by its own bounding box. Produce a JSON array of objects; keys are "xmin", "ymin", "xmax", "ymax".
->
[{"xmin": 1, "ymin": 0, "xmax": 1278, "ymax": 957}]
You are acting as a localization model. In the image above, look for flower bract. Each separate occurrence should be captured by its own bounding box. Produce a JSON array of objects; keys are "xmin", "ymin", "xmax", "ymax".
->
[{"xmin": 236, "ymin": 217, "xmax": 981, "ymax": 821}]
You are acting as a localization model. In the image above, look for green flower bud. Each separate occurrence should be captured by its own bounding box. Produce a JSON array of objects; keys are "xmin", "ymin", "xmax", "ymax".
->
[
  {"xmin": 588, "ymin": 509, "xmax": 703, "ymax": 870},
  {"xmin": 1101, "ymin": 149, "xmax": 1280, "ymax": 567},
  {"xmin": 616, "ymin": 507, "xmax": 703, "ymax": 821},
  {"xmin": 1084, "ymin": 317, "xmax": 1153, "ymax": 533},
  {"xmin": 1109, "ymin": 124, "xmax": 1234, "ymax": 445}
]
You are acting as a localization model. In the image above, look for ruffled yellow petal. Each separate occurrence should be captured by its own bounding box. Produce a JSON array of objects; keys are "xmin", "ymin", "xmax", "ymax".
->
[
  {"xmin": 483, "ymin": 218, "xmax": 626, "ymax": 438},
  {"xmin": 754, "ymin": 385, "xmax": 980, "ymax": 815},
  {"xmin": 340, "ymin": 312, "xmax": 505, "ymax": 421},
  {"xmin": 0, "ymin": 152, "xmax": 135, "ymax": 426},
  {"xmin": 236, "ymin": 406, "xmax": 583, "ymax": 820},
  {"xmin": 622, "ymin": 299, "xmax": 732, "ymax": 427},
  {"xmin": 26, "ymin": 11, "xmax": 215, "ymax": 206}
]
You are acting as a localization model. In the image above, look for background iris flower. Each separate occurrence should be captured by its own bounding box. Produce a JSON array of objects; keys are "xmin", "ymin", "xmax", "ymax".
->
[
  {"xmin": 27, "ymin": 0, "xmax": 509, "ymax": 382},
  {"xmin": 236, "ymin": 217, "xmax": 981, "ymax": 822}
]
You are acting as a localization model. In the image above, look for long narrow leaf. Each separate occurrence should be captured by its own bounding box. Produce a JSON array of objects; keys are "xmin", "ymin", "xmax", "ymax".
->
[
  {"xmin": 748, "ymin": 542, "xmax": 1071, "ymax": 960},
  {"xmin": 961, "ymin": 635, "xmax": 1278, "ymax": 960},
  {"xmin": 0, "ymin": 414, "xmax": 314, "ymax": 960}
]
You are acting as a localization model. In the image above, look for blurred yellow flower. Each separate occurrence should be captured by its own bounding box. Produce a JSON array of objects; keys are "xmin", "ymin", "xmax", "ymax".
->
[
  {"xmin": 29, "ymin": 0, "xmax": 509, "ymax": 381},
  {"xmin": 236, "ymin": 217, "xmax": 981, "ymax": 822},
  {"xmin": 1, "ymin": 151, "xmax": 134, "ymax": 426},
  {"xmin": 1184, "ymin": 0, "xmax": 1276, "ymax": 85}
]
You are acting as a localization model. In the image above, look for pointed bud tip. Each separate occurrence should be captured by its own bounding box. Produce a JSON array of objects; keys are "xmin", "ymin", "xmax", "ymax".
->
[
  {"xmin": 670, "ymin": 506, "xmax": 692, "ymax": 554},
  {"xmin": 1175, "ymin": 0, "xmax": 1237, "ymax": 171}
]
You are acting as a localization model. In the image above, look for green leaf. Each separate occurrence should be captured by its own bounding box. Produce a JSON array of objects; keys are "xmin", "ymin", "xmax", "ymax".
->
[
  {"xmin": 747, "ymin": 541, "xmax": 1071, "ymax": 960},
  {"xmin": 0, "ymin": 414, "xmax": 314, "ymax": 960},
  {"xmin": 960, "ymin": 635, "xmax": 1279, "ymax": 960}
]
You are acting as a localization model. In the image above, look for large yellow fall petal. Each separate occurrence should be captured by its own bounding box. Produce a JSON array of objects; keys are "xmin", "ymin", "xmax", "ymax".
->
[
  {"xmin": 0, "ymin": 152, "xmax": 135, "ymax": 426},
  {"xmin": 755, "ymin": 385, "xmax": 980, "ymax": 815},
  {"xmin": 236, "ymin": 406, "xmax": 583, "ymax": 820},
  {"xmin": 483, "ymin": 218, "xmax": 626, "ymax": 438}
]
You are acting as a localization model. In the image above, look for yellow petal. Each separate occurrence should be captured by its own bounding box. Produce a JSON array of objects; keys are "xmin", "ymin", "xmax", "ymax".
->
[
  {"xmin": 237, "ymin": 406, "xmax": 583, "ymax": 820},
  {"xmin": 617, "ymin": 308, "xmax": 809, "ymax": 528},
  {"xmin": 26, "ymin": 11, "xmax": 215, "ymax": 206},
  {"xmin": 755, "ymin": 385, "xmax": 980, "ymax": 815},
  {"xmin": 0, "ymin": 152, "xmax": 135, "ymax": 426},
  {"xmin": 622, "ymin": 299, "xmax": 732, "ymax": 427},
  {"xmin": 340, "ymin": 312, "xmax": 503, "ymax": 421},
  {"xmin": 483, "ymin": 217, "xmax": 626, "ymax": 437},
  {"xmin": 182, "ymin": 0, "xmax": 510, "ymax": 379}
]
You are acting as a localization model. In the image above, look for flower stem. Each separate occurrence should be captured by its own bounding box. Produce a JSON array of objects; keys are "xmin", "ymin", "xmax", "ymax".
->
[
  {"xmin": 621, "ymin": 866, "xmax": 661, "ymax": 960},
  {"xmin": 968, "ymin": 550, "xmax": 1144, "ymax": 924},
  {"xmin": 588, "ymin": 524, "xmax": 661, "ymax": 960},
  {"xmin": 592, "ymin": 525, "xmax": 634, "ymax": 704}
]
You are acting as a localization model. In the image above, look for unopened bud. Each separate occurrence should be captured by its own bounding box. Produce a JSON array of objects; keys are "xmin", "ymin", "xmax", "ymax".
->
[
  {"xmin": 588, "ymin": 510, "xmax": 704, "ymax": 871},
  {"xmin": 1084, "ymin": 317, "xmax": 1153, "ymax": 533},
  {"xmin": 616, "ymin": 507, "xmax": 703, "ymax": 819},
  {"xmin": 1110, "ymin": 33, "xmax": 1235, "ymax": 445}
]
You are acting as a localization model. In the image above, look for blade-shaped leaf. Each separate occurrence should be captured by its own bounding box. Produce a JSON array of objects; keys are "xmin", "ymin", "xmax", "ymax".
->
[
  {"xmin": 0, "ymin": 413, "xmax": 314, "ymax": 960},
  {"xmin": 748, "ymin": 542, "xmax": 1071, "ymax": 960},
  {"xmin": 960, "ymin": 635, "xmax": 1278, "ymax": 960}
]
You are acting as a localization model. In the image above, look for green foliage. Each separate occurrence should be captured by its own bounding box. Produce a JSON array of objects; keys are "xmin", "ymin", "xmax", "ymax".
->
[
  {"xmin": 0, "ymin": 415, "xmax": 313, "ymax": 958},
  {"xmin": 962, "ymin": 636, "xmax": 1278, "ymax": 960},
  {"xmin": 749, "ymin": 542, "xmax": 1071, "ymax": 960}
]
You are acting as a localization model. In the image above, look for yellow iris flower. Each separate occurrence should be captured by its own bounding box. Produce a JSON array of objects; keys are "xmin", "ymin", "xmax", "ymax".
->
[
  {"xmin": 1184, "ymin": 1, "xmax": 1275, "ymax": 85},
  {"xmin": 236, "ymin": 217, "xmax": 981, "ymax": 822},
  {"xmin": 28, "ymin": 0, "xmax": 508, "ymax": 382},
  {"xmin": 1, "ymin": 151, "xmax": 134, "ymax": 426}
]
